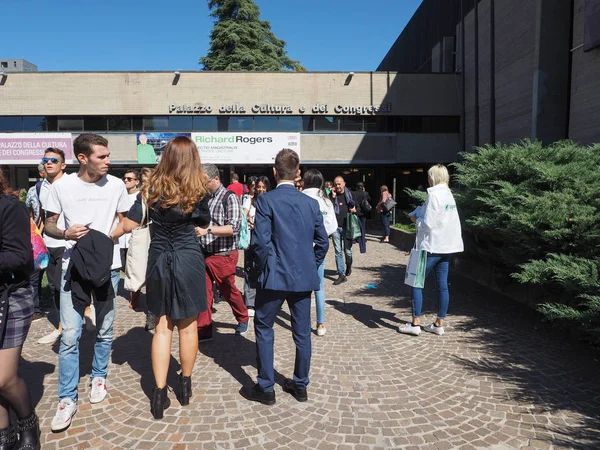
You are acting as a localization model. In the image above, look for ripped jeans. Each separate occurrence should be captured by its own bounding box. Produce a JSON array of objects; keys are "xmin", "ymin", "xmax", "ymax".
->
[{"xmin": 58, "ymin": 269, "xmax": 120, "ymax": 401}]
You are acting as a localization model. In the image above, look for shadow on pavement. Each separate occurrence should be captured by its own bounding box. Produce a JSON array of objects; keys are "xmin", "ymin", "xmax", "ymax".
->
[
  {"xmin": 19, "ymin": 358, "xmax": 55, "ymax": 409},
  {"xmin": 112, "ymin": 327, "xmax": 181, "ymax": 402},
  {"xmin": 327, "ymin": 299, "xmax": 401, "ymax": 331},
  {"xmin": 423, "ymin": 268, "xmax": 600, "ymax": 449}
]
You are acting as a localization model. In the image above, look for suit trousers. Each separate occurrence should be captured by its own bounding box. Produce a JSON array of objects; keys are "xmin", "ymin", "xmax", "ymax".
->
[
  {"xmin": 254, "ymin": 288, "xmax": 312, "ymax": 392},
  {"xmin": 197, "ymin": 250, "xmax": 248, "ymax": 330}
]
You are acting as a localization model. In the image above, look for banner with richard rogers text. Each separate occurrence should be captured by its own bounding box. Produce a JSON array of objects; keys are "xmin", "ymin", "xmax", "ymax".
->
[{"xmin": 192, "ymin": 133, "xmax": 300, "ymax": 164}]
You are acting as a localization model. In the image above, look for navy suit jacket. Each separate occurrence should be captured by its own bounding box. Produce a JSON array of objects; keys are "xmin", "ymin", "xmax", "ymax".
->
[{"xmin": 254, "ymin": 183, "xmax": 329, "ymax": 292}]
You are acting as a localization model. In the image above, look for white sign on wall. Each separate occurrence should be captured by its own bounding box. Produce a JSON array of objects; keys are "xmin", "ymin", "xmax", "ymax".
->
[{"xmin": 192, "ymin": 132, "xmax": 300, "ymax": 164}]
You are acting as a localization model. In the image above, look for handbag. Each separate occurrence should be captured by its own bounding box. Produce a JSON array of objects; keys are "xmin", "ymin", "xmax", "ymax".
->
[
  {"xmin": 345, "ymin": 213, "xmax": 362, "ymax": 240},
  {"xmin": 30, "ymin": 219, "xmax": 49, "ymax": 270},
  {"xmin": 360, "ymin": 197, "xmax": 372, "ymax": 213},
  {"xmin": 404, "ymin": 238, "xmax": 427, "ymax": 288},
  {"xmin": 124, "ymin": 196, "xmax": 151, "ymax": 292},
  {"xmin": 382, "ymin": 197, "xmax": 397, "ymax": 214}
]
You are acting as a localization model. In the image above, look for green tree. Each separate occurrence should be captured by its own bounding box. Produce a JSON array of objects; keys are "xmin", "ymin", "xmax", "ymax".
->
[{"xmin": 200, "ymin": 0, "xmax": 304, "ymax": 71}]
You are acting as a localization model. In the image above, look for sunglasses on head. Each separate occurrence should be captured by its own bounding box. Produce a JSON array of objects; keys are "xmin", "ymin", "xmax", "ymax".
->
[
  {"xmin": 123, "ymin": 177, "xmax": 138, "ymax": 182},
  {"xmin": 42, "ymin": 157, "xmax": 60, "ymax": 164}
]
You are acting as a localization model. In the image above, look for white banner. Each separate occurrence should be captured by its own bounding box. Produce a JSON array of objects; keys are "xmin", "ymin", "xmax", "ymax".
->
[{"xmin": 192, "ymin": 132, "xmax": 300, "ymax": 164}]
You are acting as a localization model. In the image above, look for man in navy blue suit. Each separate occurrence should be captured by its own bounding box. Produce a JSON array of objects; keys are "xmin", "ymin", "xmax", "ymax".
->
[{"xmin": 240, "ymin": 149, "xmax": 329, "ymax": 405}]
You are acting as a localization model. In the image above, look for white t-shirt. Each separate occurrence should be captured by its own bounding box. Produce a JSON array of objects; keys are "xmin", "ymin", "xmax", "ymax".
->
[
  {"xmin": 39, "ymin": 177, "xmax": 66, "ymax": 249},
  {"xmin": 303, "ymin": 188, "xmax": 338, "ymax": 236},
  {"xmin": 45, "ymin": 173, "xmax": 130, "ymax": 270},
  {"xmin": 118, "ymin": 192, "xmax": 138, "ymax": 249},
  {"xmin": 242, "ymin": 195, "xmax": 256, "ymax": 222}
]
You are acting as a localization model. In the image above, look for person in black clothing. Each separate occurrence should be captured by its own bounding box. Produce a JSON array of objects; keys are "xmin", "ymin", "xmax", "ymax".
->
[
  {"xmin": 331, "ymin": 176, "xmax": 357, "ymax": 285},
  {"xmin": 122, "ymin": 137, "xmax": 211, "ymax": 420},
  {"xmin": 0, "ymin": 170, "xmax": 41, "ymax": 450}
]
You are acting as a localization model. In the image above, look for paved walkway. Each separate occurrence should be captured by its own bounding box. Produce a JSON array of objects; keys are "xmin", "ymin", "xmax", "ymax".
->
[{"xmin": 22, "ymin": 230, "xmax": 600, "ymax": 449}]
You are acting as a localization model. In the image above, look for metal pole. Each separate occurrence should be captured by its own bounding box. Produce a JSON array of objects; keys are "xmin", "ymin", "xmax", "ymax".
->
[
  {"xmin": 392, "ymin": 177, "xmax": 397, "ymax": 225},
  {"xmin": 460, "ymin": 0, "xmax": 466, "ymax": 152},
  {"xmin": 474, "ymin": 0, "xmax": 480, "ymax": 147},
  {"xmin": 490, "ymin": 0, "xmax": 496, "ymax": 144}
]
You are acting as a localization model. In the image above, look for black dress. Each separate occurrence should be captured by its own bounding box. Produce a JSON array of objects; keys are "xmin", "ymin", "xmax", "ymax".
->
[{"xmin": 127, "ymin": 196, "xmax": 211, "ymax": 320}]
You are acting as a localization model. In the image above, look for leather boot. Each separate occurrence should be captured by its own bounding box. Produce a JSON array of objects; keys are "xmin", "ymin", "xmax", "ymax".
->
[
  {"xmin": 150, "ymin": 386, "xmax": 171, "ymax": 420},
  {"xmin": 178, "ymin": 373, "xmax": 192, "ymax": 406},
  {"xmin": 16, "ymin": 412, "xmax": 40, "ymax": 450},
  {"xmin": 0, "ymin": 423, "xmax": 16, "ymax": 450},
  {"xmin": 345, "ymin": 257, "xmax": 353, "ymax": 276}
]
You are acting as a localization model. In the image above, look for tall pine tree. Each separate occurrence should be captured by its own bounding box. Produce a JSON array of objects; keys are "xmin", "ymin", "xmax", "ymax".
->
[{"xmin": 200, "ymin": 0, "xmax": 304, "ymax": 71}]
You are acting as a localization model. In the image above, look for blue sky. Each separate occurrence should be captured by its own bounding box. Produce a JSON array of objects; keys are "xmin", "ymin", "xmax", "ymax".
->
[{"xmin": 3, "ymin": 0, "xmax": 422, "ymax": 72}]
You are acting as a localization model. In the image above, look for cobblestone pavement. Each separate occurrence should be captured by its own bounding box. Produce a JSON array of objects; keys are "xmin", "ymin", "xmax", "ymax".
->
[{"xmin": 22, "ymin": 230, "xmax": 600, "ymax": 449}]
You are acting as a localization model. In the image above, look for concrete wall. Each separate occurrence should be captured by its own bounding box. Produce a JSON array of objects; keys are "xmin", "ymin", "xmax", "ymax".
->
[
  {"xmin": 569, "ymin": 0, "xmax": 600, "ymax": 144},
  {"xmin": 0, "ymin": 72, "xmax": 460, "ymax": 117}
]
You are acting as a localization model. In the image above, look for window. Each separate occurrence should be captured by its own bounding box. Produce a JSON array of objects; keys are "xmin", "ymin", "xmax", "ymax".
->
[
  {"xmin": 254, "ymin": 116, "xmax": 278, "ymax": 131},
  {"xmin": 193, "ymin": 116, "xmax": 217, "ymax": 131},
  {"xmin": 108, "ymin": 116, "xmax": 132, "ymax": 131},
  {"xmin": 364, "ymin": 117, "xmax": 388, "ymax": 132},
  {"xmin": 23, "ymin": 116, "xmax": 47, "ymax": 131},
  {"xmin": 278, "ymin": 116, "xmax": 301, "ymax": 131},
  {"xmin": 58, "ymin": 117, "xmax": 84, "ymax": 131},
  {"xmin": 45, "ymin": 117, "xmax": 58, "ymax": 131},
  {"xmin": 229, "ymin": 116, "xmax": 253, "ymax": 131},
  {"xmin": 313, "ymin": 116, "xmax": 339, "ymax": 131},
  {"xmin": 0, "ymin": 116, "xmax": 22, "ymax": 131},
  {"xmin": 132, "ymin": 116, "xmax": 143, "ymax": 131},
  {"xmin": 217, "ymin": 116, "xmax": 228, "ymax": 132},
  {"xmin": 0, "ymin": 62, "xmax": 7, "ymax": 68},
  {"xmin": 169, "ymin": 115, "xmax": 193, "ymax": 131},
  {"xmin": 13, "ymin": 61, "xmax": 17, "ymax": 67},
  {"xmin": 84, "ymin": 116, "xmax": 107, "ymax": 131},
  {"xmin": 339, "ymin": 117, "xmax": 364, "ymax": 132},
  {"xmin": 143, "ymin": 116, "xmax": 169, "ymax": 131}
]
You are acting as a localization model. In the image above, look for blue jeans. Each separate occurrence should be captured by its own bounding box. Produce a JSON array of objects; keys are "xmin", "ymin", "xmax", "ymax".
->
[
  {"xmin": 331, "ymin": 227, "xmax": 352, "ymax": 275},
  {"xmin": 254, "ymin": 289, "xmax": 311, "ymax": 392},
  {"xmin": 380, "ymin": 212, "xmax": 391, "ymax": 238},
  {"xmin": 58, "ymin": 269, "xmax": 120, "ymax": 401},
  {"xmin": 314, "ymin": 261, "xmax": 325, "ymax": 324},
  {"xmin": 411, "ymin": 253, "xmax": 451, "ymax": 319}
]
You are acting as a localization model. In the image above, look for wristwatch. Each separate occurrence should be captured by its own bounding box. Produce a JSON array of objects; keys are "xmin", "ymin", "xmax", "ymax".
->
[{"xmin": 207, "ymin": 228, "xmax": 212, "ymax": 235}]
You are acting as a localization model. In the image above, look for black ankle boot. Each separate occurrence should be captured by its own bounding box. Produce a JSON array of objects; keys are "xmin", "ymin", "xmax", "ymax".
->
[
  {"xmin": 15, "ymin": 412, "xmax": 40, "ymax": 450},
  {"xmin": 0, "ymin": 423, "xmax": 17, "ymax": 450},
  {"xmin": 178, "ymin": 373, "xmax": 192, "ymax": 406},
  {"xmin": 150, "ymin": 386, "xmax": 171, "ymax": 420}
]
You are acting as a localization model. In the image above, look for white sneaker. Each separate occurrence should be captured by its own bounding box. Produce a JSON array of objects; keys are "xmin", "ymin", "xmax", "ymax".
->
[
  {"xmin": 37, "ymin": 329, "xmax": 61, "ymax": 345},
  {"xmin": 89, "ymin": 377, "xmax": 108, "ymax": 404},
  {"xmin": 84, "ymin": 305, "xmax": 96, "ymax": 331},
  {"xmin": 398, "ymin": 323, "xmax": 421, "ymax": 336},
  {"xmin": 247, "ymin": 308, "xmax": 255, "ymax": 317},
  {"xmin": 50, "ymin": 398, "xmax": 77, "ymax": 432},
  {"xmin": 316, "ymin": 325, "xmax": 327, "ymax": 336},
  {"xmin": 423, "ymin": 323, "xmax": 445, "ymax": 335}
]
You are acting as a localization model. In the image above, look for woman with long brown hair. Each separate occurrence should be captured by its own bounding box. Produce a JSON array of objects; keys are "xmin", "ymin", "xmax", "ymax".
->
[
  {"xmin": 122, "ymin": 136, "xmax": 210, "ymax": 419},
  {"xmin": 0, "ymin": 170, "xmax": 41, "ymax": 449}
]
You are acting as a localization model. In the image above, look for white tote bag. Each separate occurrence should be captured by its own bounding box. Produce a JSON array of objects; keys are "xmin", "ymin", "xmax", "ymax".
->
[
  {"xmin": 124, "ymin": 196, "xmax": 151, "ymax": 292},
  {"xmin": 404, "ymin": 229, "xmax": 427, "ymax": 288}
]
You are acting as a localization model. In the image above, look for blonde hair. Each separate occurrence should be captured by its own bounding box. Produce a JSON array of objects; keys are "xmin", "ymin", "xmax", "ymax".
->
[
  {"xmin": 427, "ymin": 164, "xmax": 449, "ymax": 186},
  {"xmin": 380, "ymin": 185, "xmax": 389, "ymax": 192}
]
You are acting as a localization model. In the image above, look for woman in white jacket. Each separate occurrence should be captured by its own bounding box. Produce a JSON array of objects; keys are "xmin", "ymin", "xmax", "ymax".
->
[
  {"xmin": 399, "ymin": 164, "xmax": 464, "ymax": 336},
  {"xmin": 302, "ymin": 169, "xmax": 338, "ymax": 336}
]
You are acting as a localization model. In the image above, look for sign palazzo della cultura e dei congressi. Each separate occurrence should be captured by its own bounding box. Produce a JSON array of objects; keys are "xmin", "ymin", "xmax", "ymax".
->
[
  {"xmin": 193, "ymin": 133, "xmax": 300, "ymax": 165},
  {"xmin": 169, "ymin": 103, "xmax": 392, "ymax": 115}
]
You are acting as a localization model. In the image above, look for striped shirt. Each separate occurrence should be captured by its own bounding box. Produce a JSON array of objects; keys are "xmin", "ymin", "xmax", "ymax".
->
[{"xmin": 201, "ymin": 184, "xmax": 242, "ymax": 253}]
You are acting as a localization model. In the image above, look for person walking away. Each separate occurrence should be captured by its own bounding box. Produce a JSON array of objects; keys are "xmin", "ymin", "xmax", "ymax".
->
[
  {"xmin": 243, "ymin": 176, "xmax": 270, "ymax": 317},
  {"xmin": 196, "ymin": 164, "xmax": 249, "ymax": 342},
  {"xmin": 226, "ymin": 172, "xmax": 247, "ymax": 199},
  {"xmin": 240, "ymin": 149, "xmax": 328, "ymax": 405},
  {"xmin": 302, "ymin": 169, "xmax": 337, "ymax": 336},
  {"xmin": 122, "ymin": 136, "xmax": 210, "ymax": 419},
  {"xmin": 376, "ymin": 185, "xmax": 393, "ymax": 243},
  {"xmin": 398, "ymin": 164, "xmax": 464, "ymax": 336},
  {"xmin": 44, "ymin": 134, "xmax": 130, "ymax": 432},
  {"xmin": 0, "ymin": 170, "xmax": 41, "ymax": 450}
]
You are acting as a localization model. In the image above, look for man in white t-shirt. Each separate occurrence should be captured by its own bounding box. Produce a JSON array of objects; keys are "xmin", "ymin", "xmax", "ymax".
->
[{"xmin": 43, "ymin": 134, "xmax": 130, "ymax": 432}]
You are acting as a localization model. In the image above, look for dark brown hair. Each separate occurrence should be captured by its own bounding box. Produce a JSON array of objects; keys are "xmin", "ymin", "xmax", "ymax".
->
[
  {"xmin": 142, "ymin": 136, "xmax": 207, "ymax": 214},
  {"xmin": 274, "ymin": 148, "xmax": 299, "ymax": 181},
  {"xmin": 44, "ymin": 147, "xmax": 66, "ymax": 162},
  {"xmin": 231, "ymin": 173, "xmax": 239, "ymax": 182},
  {"xmin": 73, "ymin": 134, "xmax": 109, "ymax": 160},
  {"xmin": 0, "ymin": 169, "xmax": 16, "ymax": 197},
  {"xmin": 124, "ymin": 169, "xmax": 140, "ymax": 180}
]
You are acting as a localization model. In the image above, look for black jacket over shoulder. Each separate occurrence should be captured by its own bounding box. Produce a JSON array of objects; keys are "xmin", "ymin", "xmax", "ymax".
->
[
  {"xmin": 65, "ymin": 229, "xmax": 114, "ymax": 314},
  {"xmin": 0, "ymin": 194, "xmax": 33, "ymax": 283}
]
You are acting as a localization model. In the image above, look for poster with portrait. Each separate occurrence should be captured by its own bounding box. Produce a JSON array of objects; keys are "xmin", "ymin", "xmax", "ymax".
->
[{"xmin": 136, "ymin": 133, "xmax": 191, "ymax": 164}]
